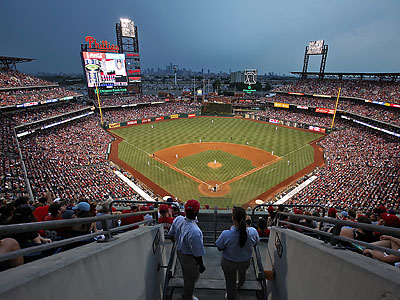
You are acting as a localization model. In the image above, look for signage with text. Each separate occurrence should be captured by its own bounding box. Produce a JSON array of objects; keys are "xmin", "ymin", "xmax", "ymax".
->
[{"xmin": 315, "ymin": 107, "xmax": 334, "ymax": 114}]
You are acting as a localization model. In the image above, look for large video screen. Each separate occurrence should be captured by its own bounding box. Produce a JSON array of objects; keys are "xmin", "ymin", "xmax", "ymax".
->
[
  {"xmin": 120, "ymin": 19, "xmax": 135, "ymax": 38},
  {"xmin": 82, "ymin": 52, "xmax": 128, "ymax": 88},
  {"xmin": 307, "ymin": 40, "xmax": 324, "ymax": 55}
]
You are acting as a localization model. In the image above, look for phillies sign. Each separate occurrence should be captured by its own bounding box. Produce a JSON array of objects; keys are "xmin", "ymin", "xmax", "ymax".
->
[{"xmin": 85, "ymin": 36, "xmax": 119, "ymax": 52}]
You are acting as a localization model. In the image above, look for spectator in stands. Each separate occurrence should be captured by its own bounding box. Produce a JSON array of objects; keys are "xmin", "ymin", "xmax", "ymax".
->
[
  {"xmin": 363, "ymin": 235, "xmax": 400, "ymax": 268},
  {"xmin": 257, "ymin": 217, "xmax": 270, "ymax": 238},
  {"xmin": 340, "ymin": 215, "xmax": 377, "ymax": 243},
  {"xmin": 0, "ymin": 203, "xmax": 14, "ymax": 225},
  {"xmin": 0, "ymin": 238, "xmax": 24, "ymax": 271},
  {"xmin": 216, "ymin": 207, "xmax": 260, "ymax": 300},
  {"xmin": 120, "ymin": 204, "xmax": 144, "ymax": 230},
  {"xmin": 169, "ymin": 200, "xmax": 205, "ymax": 300},
  {"xmin": 43, "ymin": 202, "xmax": 69, "ymax": 239},
  {"xmin": 6, "ymin": 204, "xmax": 51, "ymax": 247},
  {"xmin": 70, "ymin": 202, "xmax": 97, "ymax": 236},
  {"xmin": 33, "ymin": 194, "xmax": 53, "ymax": 222},
  {"xmin": 158, "ymin": 204, "xmax": 174, "ymax": 235},
  {"xmin": 96, "ymin": 206, "xmax": 115, "ymax": 231}
]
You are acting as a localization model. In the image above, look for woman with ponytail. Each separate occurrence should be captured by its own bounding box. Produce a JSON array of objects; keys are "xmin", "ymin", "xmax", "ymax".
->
[{"xmin": 216, "ymin": 207, "xmax": 260, "ymax": 299}]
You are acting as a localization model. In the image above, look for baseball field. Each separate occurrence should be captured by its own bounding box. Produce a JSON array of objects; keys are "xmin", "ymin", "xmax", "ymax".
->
[{"xmin": 109, "ymin": 117, "xmax": 325, "ymax": 208}]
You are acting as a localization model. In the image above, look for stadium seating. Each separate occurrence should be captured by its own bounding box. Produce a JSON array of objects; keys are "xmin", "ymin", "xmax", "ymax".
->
[{"xmin": 274, "ymin": 78, "xmax": 400, "ymax": 104}]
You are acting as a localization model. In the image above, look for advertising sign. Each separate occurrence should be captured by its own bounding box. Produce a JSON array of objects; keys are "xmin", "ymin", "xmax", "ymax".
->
[
  {"xmin": 315, "ymin": 107, "xmax": 334, "ymax": 114},
  {"xmin": 274, "ymin": 102, "xmax": 289, "ymax": 108}
]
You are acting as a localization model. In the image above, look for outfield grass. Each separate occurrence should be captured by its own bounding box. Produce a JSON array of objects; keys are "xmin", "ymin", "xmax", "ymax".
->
[{"xmin": 113, "ymin": 117, "xmax": 322, "ymax": 207}]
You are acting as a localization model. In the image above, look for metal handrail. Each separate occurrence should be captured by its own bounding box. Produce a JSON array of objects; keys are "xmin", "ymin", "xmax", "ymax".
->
[
  {"xmin": 251, "ymin": 204, "xmax": 326, "ymax": 229},
  {"xmin": 253, "ymin": 244, "xmax": 268, "ymax": 299},
  {"xmin": 162, "ymin": 241, "xmax": 177, "ymax": 300},
  {"xmin": 275, "ymin": 212, "xmax": 400, "ymax": 257},
  {"xmin": 0, "ymin": 210, "xmax": 157, "ymax": 263}
]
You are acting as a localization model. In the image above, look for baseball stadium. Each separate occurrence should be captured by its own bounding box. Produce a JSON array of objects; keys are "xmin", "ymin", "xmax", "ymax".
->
[{"xmin": 1, "ymin": 3, "xmax": 400, "ymax": 300}]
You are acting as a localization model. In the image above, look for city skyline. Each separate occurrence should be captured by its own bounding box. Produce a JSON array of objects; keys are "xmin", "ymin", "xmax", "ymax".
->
[{"xmin": 0, "ymin": 0, "xmax": 399, "ymax": 75}]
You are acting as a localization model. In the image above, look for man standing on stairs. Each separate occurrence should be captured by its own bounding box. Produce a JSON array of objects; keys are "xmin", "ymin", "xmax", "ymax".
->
[{"xmin": 169, "ymin": 199, "xmax": 206, "ymax": 300}]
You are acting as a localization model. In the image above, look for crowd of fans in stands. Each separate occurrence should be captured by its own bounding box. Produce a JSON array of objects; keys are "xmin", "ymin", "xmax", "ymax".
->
[
  {"xmin": 269, "ymin": 94, "xmax": 400, "ymax": 126},
  {"xmin": 0, "ymin": 69, "xmax": 53, "ymax": 89},
  {"xmin": 102, "ymin": 102, "xmax": 201, "ymax": 124},
  {"xmin": 0, "ymin": 116, "xmax": 26, "ymax": 198},
  {"xmin": 19, "ymin": 116, "xmax": 136, "ymax": 200},
  {"xmin": 94, "ymin": 94, "xmax": 159, "ymax": 107},
  {"xmin": 0, "ymin": 87, "xmax": 80, "ymax": 107},
  {"xmin": 251, "ymin": 107, "xmax": 339, "ymax": 128},
  {"xmin": 289, "ymin": 125, "xmax": 400, "ymax": 211},
  {"xmin": 274, "ymin": 78, "xmax": 400, "ymax": 104},
  {"xmin": 11, "ymin": 102, "xmax": 89, "ymax": 125}
]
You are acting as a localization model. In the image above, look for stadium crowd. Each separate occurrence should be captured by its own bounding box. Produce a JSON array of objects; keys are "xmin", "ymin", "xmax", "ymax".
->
[
  {"xmin": 274, "ymin": 78, "xmax": 400, "ymax": 104},
  {"xmin": 0, "ymin": 116, "xmax": 26, "ymax": 198},
  {"xmin": 0, "ymin": 87, "xmax": 80, "ymax": 107},
  {"xmin": 0, "ymin": 69, "xmax": 53, "ymax": 88},
  {"xmin": 94, "ymin": 94, "xmax": 159, "ymax": 107},
  {"xmin": 19, "ymin": 116, "xmax": 136, "ymax": 200},
  {"xmin": 269, "ymin": 94, "xmax": 400, "ymax": 126},
  {"xmin": 102, "ymin": 102, "xmax": 201, "ymax": 124},
  {"xmin": 251, "ymin": 107, "xmax": 338, "ymax": 128},
  {"xmin": 289, "ymin": 124, "xmax": 400, "ymax": 212},
  {"xmin": 11, "ymin": 102, "xmax": 89, "ymax": 125}
]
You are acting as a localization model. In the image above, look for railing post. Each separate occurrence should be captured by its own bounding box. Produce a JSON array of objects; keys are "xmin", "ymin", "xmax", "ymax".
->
[{"xmin": 213, "ymin": 207, "xmax": 218, "ymax": 244}]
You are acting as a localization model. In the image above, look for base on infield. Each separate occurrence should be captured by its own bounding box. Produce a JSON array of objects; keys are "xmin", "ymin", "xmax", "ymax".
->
[{"xmin": 198, "ymin": 181, "xmax": 230, "ymax": 197}]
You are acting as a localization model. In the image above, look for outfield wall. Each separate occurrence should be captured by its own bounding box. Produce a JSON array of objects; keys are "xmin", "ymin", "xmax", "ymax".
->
[{"xmin": 104, "ymin": 111, "xmax": 201, "ymax": 129}]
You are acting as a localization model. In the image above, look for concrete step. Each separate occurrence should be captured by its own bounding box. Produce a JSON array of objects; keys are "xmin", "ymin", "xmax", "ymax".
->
[
  {"xmin": 171, "ymin": 287, "xmax": 259, "ymax": 300},
  {"xmin": 168, "ymin": 278, "xmax": 262, "ymax": 291}
]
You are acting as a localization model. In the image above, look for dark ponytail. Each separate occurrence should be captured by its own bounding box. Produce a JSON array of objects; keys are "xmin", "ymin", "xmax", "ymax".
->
[{"xmin": 233, "ymin": 207, "xmax": 248, "ymax": 248}]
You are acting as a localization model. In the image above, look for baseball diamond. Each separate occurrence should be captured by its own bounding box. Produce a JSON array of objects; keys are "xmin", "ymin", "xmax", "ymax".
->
[{"xmin": 108, "ymin": 116, "xmax": 325, "ymax": 208}]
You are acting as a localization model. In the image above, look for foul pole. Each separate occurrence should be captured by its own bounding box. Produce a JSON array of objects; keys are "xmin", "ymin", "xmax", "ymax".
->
[
  {"xmin": 330, "ymin": 87, "xmax": 341, "ymax": 131},
  {"xmin": 95, "ymin": 84, "xmax": 104, "ymax": 124}
]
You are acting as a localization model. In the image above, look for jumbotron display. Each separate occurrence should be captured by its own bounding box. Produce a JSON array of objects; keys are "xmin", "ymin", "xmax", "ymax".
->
[
  {"xmin": 307, "ymin": 40, "xmax": 324, "ymax": 55},
  {"xmin": 82, "ymin": 52, "xmax": 128, "ymax": 88}
]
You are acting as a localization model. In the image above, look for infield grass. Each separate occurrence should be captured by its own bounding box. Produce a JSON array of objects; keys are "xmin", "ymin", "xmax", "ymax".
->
[{"xmin": 113, "ymin": 117, "xmax": 322, "ymax": 207}]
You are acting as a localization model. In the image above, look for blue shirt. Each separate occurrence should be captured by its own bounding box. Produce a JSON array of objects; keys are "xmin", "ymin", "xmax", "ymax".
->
[
  {"xmin": 216, "ymin": 226, "xmax": 260, "ymax": 262},
  {"xmin": 169, "ymin": 216, "xmax": 205, "ymax": 257}
]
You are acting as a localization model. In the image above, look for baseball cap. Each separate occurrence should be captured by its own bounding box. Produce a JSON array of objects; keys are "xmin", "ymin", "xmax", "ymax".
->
[
  {"xmin": 185, "ymin": 199, "xmax": 200, "ymax": 213},
  {"xmin": 293, "ymin": 208, "xmax": 303, "ymax": 215},
  {"xmin": 341, "ymin": 211, "xmax": 349, "ymax": 218},
  {"xmin": 328, "ymin": 208, "xmax": 337, "ymax": 217},
  {"xmin": 159, "ymin": 204, "xmax": 169, "ymax": 212},
  {"xmin": 267, "ymin": 206, "xmax": 274, "ymax": 213},
  {"xmin": 72, "ymin": 202, "xmax": 90, "ymax": 212}
]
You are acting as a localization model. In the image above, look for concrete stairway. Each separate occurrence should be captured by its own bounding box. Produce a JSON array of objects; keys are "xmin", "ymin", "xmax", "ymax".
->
[{"xmin": 168, "ymin": 247, "xmax": 263, "ymax": 300}]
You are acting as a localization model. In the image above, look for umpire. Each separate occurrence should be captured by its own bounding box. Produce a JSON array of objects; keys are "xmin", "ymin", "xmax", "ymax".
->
[{"xmin": 169, "ymin": 199, "xmax": 206, "ymax": 300}]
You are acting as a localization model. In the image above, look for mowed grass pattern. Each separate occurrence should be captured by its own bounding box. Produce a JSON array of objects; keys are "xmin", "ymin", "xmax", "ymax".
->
[
  {"xmin": 175, "ymin": 150, "xmax": 254, "ymax": 182},
  {"xmin": 113, "ymin": 117, "xmax": 322, "ymax": 207}
]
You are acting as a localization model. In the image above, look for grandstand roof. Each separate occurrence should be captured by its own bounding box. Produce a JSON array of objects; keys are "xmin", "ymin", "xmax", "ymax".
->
[
  {"xmin": 291, "ymin": 71, "xmax": 400, "ymax": 80},
  {"xmin": 0, "ymin": 56, "xmax": 35, "ymax": 70}
]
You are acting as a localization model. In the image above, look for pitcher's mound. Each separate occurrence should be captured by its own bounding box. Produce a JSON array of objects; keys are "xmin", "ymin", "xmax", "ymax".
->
[{"xmin": 207, "ymin": 162, "xmax": 222, "ymax": 169}]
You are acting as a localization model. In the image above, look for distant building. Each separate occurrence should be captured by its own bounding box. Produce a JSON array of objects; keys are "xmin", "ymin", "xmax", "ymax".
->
[{"xmin": 230, "ymin": 71, "xmax": 244, "ymax": 84}]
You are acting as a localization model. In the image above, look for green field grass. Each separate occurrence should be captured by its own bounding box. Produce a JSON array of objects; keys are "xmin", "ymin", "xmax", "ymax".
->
[
  {"xmin": 176, "ymin": 150, "xmax": 254, "ymax": 182},
  {"xmin": 112, "ymin": 117, "xmax": 322, "ymax": 207}
]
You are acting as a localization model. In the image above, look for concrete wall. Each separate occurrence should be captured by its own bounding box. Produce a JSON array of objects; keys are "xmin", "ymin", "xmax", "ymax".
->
[
  {"xmin": 0, "ymin": 225, "xmax": 166, "ymax": 300},
  {"xmin": 267, "ymin": 227, "xmax": 400, "ymax": 300}
]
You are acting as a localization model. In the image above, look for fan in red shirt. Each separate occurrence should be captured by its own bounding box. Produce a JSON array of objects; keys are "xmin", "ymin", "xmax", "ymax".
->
[
  {"xmin": 256, "ymin": 217, "xmax": 270, "ymax": 238},
  {"xmin": 43, "ymin": 202, "xmax": 69, "ymax": 239},
  {"xmin": 121, "ymin": 204, "xmax": 144, "ymax": 230},
  {"xmin": 158, "ymin": 204, "xmax": 175, "ymax": 235}
]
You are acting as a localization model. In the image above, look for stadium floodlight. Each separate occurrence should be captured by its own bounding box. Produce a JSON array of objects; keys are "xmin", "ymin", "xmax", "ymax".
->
[
  {"xmin": 307, "ymin": 40, "xmax": 324, "ymax": 55},
  {"xmin": 120, "ymin": 18, "xmax": 135, "ymax": 38}
]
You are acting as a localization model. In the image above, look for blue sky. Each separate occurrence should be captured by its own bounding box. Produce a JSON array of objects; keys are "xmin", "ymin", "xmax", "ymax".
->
[{"xmin": 0, "ymin": 0, "xmax": 399, "ymax": 74}]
